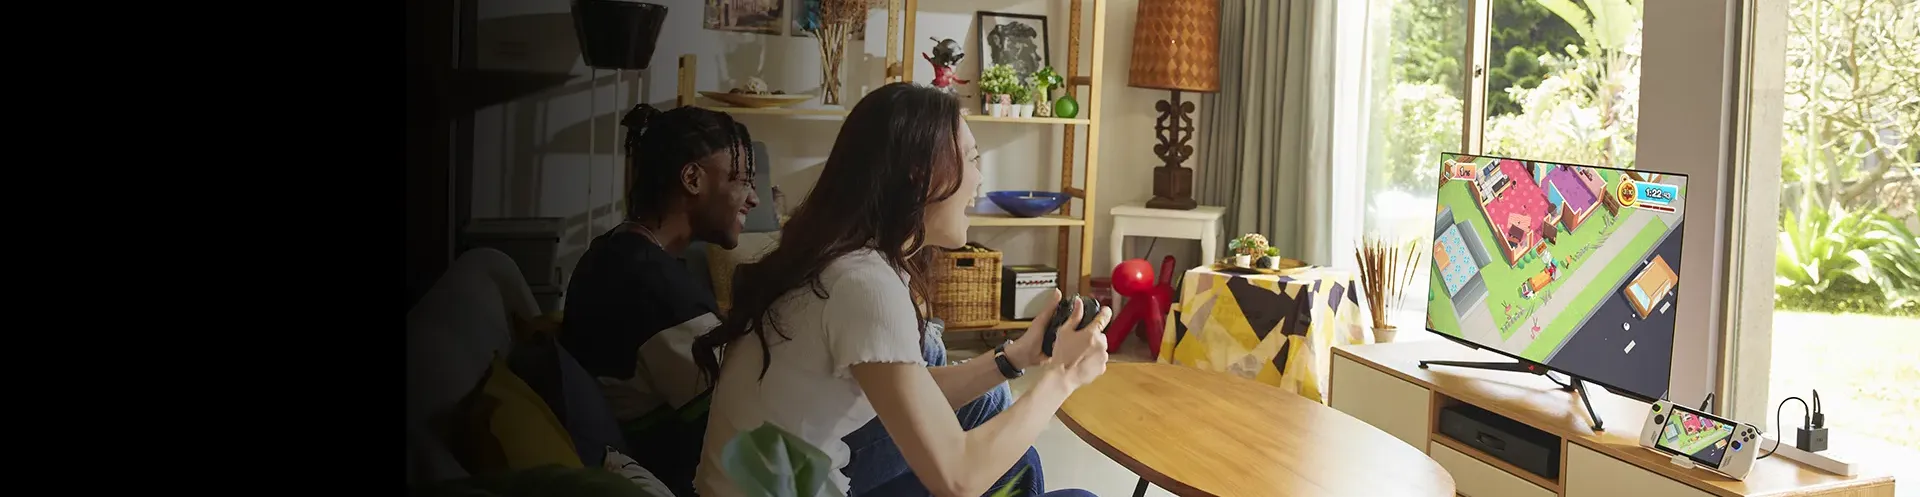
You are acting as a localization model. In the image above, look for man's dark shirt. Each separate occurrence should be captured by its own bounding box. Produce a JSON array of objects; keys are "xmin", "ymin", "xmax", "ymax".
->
[{"xmin": 558, "ymin": 227, "xmax": 715, "ymax": 496}]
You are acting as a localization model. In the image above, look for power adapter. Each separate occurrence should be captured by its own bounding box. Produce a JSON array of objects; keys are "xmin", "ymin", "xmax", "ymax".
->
[
  {"xmin": 1797, "ymin": 401, "xmax": 1828, "ymax": 453},
  {"xmin": 1797, "ymin": 426, "xmax": 1829, "ymax": 453}
]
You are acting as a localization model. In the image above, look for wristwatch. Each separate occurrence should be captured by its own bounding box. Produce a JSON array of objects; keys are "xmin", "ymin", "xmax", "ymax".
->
[{"xmin": 992, "ymin": 342, "xmax": 1024, "ymax": 379}]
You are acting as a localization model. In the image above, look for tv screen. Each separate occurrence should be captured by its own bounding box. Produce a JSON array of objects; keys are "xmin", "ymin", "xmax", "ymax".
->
[{"xmin": 1424, "ymin": 154, "xmax": 1687, "ymax": 402}]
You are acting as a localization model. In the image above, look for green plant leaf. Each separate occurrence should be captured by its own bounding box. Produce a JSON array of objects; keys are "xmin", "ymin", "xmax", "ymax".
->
[
  {"xmin": 721, "ymin": 423, "xmax": 836, "ymax": 497},
  {"xmin": 986, "ymin": 467, "xmax": 1030, "ymax": 497}
]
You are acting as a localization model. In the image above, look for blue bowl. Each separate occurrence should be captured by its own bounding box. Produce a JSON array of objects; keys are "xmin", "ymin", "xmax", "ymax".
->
[{"xmin": 986, "ymin": 191, "xmax": 1070, "ymax": 218}]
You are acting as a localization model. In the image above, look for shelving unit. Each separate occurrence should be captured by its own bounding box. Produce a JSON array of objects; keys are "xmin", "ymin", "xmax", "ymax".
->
[{"xmin": 674, "ymin": 0, "xmax": 1107, "ymax": 331}]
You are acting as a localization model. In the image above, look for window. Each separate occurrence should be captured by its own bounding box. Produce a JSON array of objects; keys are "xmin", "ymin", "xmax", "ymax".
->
[
  {"xmin": 1764, "ymin": 0, "xmax": 1919, "ymax": 453},
  {"xmin": 1347, "ymin": 0, "xmax": 1644, "ymax": 328}
]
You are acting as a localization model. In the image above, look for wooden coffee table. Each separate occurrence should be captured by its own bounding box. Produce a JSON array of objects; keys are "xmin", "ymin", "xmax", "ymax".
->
[{"xmin": 1058, "ymin": 363, "xmax": 1455, "ymax": 497}]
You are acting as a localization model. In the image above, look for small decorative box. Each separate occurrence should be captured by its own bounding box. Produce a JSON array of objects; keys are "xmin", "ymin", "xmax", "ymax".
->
[{"xmin": 1001, "ymin": 265, "xmax": 1061, "ymax": 321}]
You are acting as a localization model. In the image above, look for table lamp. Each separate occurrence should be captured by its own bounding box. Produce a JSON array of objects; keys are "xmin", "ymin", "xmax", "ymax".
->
[{"xmin": 1128, "ymin": 0, "xmax": 1220, "ymax": 211}]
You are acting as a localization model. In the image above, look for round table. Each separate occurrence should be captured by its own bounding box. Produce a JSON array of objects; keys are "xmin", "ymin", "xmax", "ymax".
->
[{"xmin": 1058, "ymin": 363, "xmax": 1455, "ymax": 497}]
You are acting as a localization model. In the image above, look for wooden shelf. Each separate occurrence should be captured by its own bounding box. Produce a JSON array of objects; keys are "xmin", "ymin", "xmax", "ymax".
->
[
  {"xmin": 674, "ymin": 0, "xmax": 1108, "ymax": 293},
  {"xmin": 967, "ymin": 214, "xmax": 1085, "ymax": 227},
  {"xmin": 691, "ymin": 104, "xmax": 1091, "ymax": 126},
  {"xmin": 965, "ymin": 115, "xmax": 1092, "ymax": 125},
  {"xmin": 692, "ymin": 104, "xmax": 850, "ymax": 118}
]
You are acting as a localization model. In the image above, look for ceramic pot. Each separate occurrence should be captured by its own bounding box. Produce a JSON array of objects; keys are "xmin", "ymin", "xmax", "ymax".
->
[
  {"xmin": 1017, "ymin": 104, "xmax": 1034, "ymax": 118},
  {"xmin": 988, "ymin": 103, "xmax": 1003, "ymax": 117},
  {"xmin": 1234, "ymin": 254, "xmax": 1252, "ymax": 267},
  {"xmin": 1374, "ymin": 326, "xmax": 1399, "ymax": 343},
  {"xmin": 572, "ymin": 0, "xmax": 669, "ymax": 70}
]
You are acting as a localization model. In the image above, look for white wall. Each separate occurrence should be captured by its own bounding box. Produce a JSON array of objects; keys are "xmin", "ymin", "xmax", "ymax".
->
[
  {"xmin": 1638, "ymin": 0, "xmax": 1738, "ymax": 407},
  {"xmin": 469, "ymin": 0, "xmax": 1192, "ymax": 292}
]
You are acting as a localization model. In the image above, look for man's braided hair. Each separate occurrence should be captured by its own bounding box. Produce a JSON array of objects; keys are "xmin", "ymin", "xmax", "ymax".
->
[{"xmin": 621, "ymin": 104, "xmax": 754, "ymax": 220}]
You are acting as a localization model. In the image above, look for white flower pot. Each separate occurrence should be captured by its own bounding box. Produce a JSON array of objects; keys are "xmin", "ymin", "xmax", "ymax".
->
[
  {"xmin": 987, "ymin": 103, "xmax": 1003, "ymax": 117},
  {"xmin": 1374, "ymin": 326, "xmax": 1399, "ymax": 343},
  {"xmin": 1234, "ymin": 254, "xmax": 1252, "ymax": 267},
  {"xmin": 1017, "ymin": 104, "xmax": 1034, "ymax": 118}
]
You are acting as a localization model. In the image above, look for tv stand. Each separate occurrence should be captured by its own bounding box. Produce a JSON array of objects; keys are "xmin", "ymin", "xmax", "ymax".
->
[
  {"xmin": 1418, "ymin": 359, "xmax": 1606, "ymax": 431},
  {"xmin": 1332, "ymin": 342, "xmax": 1895, "ymax": 497}
]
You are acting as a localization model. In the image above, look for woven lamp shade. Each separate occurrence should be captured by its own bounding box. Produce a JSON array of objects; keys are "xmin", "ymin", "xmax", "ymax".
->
[{"xmin": 1128, "ymin": 0, "xmax": 1221, "ymax": 93}]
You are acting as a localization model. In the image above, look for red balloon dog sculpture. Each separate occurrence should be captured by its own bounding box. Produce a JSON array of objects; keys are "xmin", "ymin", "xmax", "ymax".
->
[{"xmin": 1107, "ymin": 255, "xmax": 1177, "ymax": 357}]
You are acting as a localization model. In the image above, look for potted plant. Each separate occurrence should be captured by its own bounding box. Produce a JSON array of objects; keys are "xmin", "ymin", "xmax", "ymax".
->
[
  {"xmin": 722, "ymin": 422, "xmax": 1027, "ymax": 497},
  {"xmin": 979, "ymin": 64, "xmax": 1017, "ymax": 117},
  {"xmin": 1354, "ymin": 236, "xmax": 1421, "ymax": 343},
  {"xmin": 1010, "ymin": 85, "xmax": 1034, "ymax": 118},
  {"xmin": 1228, "ymin": 233, "xmax": 1271, "ymax": 268},
  {"xmin": 1032, "ymin": 66, "xmax": 1064, "ymax": 117}
]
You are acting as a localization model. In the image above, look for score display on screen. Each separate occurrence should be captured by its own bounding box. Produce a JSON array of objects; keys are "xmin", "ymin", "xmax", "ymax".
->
[{"xmin": 1424, "ymin": 155, "xmax": 1690, "ymax": 402}]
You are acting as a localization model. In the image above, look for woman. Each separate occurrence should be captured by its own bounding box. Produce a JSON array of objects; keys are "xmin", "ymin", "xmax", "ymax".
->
[{"xmin": 692, "ymin": 83, "xmax": 1112, "ymax": 497}]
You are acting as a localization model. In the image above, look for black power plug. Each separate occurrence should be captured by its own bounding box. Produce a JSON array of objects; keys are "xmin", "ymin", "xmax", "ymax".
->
[{"xmin": 1798, "ymin": 390, "xmax": 1829, "ymax": 453}]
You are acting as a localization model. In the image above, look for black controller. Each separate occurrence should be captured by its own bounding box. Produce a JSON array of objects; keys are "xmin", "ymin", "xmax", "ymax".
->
[{"xmin": 1041, "ymin": 295, "xmax": 1103, "ymax": 357}]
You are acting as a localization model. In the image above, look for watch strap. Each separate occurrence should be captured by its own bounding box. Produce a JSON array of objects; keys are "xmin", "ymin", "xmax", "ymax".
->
[{"xmin": 993, "ymin": 342, "xmax": 1024, "ymax": 379}]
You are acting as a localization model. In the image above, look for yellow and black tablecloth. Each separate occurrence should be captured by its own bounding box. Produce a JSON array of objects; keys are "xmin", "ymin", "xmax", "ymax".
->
[{"xmin": 1156, "ymin": 265, "xmax": 1368, "ymax": 403}]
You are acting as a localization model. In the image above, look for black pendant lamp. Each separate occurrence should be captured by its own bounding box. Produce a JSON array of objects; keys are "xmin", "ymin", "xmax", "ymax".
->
[{"xmin": 571, "ymin": 0, "xmax": 669, "ymax": 70}]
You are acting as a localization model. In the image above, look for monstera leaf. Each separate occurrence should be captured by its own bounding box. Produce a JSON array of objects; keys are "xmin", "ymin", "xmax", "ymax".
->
[
  {"xmin": 721, "ymin": 422, "xmax": 1030, "ymax": 497},
  {"xmin": 722, "ymin": 423, "xmax": 840, "ymax": 497}
]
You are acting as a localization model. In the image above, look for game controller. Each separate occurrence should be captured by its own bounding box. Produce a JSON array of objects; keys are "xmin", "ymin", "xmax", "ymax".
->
[
  {"xmin": 1640, "ymin": 400, "xmax": 1760, "ymax": 480},
  {"xmin": 1041, "ymin": 295, "xmax": 1103, "ymax": 357}
]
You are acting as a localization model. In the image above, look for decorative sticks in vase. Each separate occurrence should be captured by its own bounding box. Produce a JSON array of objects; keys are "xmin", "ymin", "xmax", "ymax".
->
[
  {"xmin": 805, "ymin": 0, "xmax": 874, "ymax": 105},
  {"xmin": 1355, "ymin": 236, "xmax": 1422, "ymax": 343}
]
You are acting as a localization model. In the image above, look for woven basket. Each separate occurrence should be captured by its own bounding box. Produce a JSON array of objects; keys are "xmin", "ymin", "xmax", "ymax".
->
[{"xmin": 929, "ymin": 242, "xmax": 1003, "ymax": 328}]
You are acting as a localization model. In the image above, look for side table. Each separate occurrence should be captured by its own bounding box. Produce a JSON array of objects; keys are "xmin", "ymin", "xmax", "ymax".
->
[{"xmin": 1108, "ymin": 202, "xmax": 1226, "ymax": 271}]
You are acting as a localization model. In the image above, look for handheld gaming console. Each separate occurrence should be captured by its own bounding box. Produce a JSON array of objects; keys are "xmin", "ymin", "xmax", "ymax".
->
[
  {"xmin": 1041, "ymin": 295, "xmax": 1103, "ymax": 357},
  {"xmin": 1640, "ymin": 400, "xmax": 1760, "ymax": 480}
]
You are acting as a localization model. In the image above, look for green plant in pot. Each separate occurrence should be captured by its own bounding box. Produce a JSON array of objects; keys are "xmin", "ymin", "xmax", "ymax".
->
[
  {"xmin": 1032, "ymin": 66, "xmax": 1064, "ymax": 117},
  {"xmin": 1009, "ymin": 85, "xmax": 1034, "ymax": 118},
  {"xmin": 979, "ymin": 64, "xmax": 1017, "ymax": 117},
  {"xmin": 721, "ymin": 422, "xmax": 1028, "ymax": 497}
]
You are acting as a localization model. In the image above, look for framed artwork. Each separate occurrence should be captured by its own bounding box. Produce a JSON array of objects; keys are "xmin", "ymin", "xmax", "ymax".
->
[
  {"xmin": 791, "ymin": 0, "xmax": 867, "ymax": 40},
  {"xmin": 704, "ymin": 0, "xmax": 783, "ymax": 35},
  {"xmin": 976, "ymin": 11, "xmax": 1049, "ymax": 86}
]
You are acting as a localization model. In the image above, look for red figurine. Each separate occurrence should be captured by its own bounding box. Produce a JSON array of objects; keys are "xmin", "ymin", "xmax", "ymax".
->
[
  {"xmin": 1106, "ymin": 255, "xmax": 1177, "ymax": 358},
  {"xmin": 923, "ymin": 37, "xmax": 969, "ymax": 95}
]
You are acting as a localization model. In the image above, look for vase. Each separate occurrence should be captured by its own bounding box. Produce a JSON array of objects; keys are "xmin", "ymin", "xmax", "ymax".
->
[
  {"xmin": 815, "ymin": 21, "xmax": 853, "ymax": 105},
  {"xmin": 1374, "ymin": 326, "xmax": 1399, "ymax": 343},
  {"xmin": 1053, "ymin": 95, "xmax": 1080, "ymax": 118},
  {"xmin": 1036, "ymin": 98, "xmax": 1054, "ymax": 117},
  {"xmin": 571, "ymin": 0, "xmax": 668, "ymax": 70},
  {"xmin": 1234, "ymin": 254, "xmax": 1251, "ymax": 267}
]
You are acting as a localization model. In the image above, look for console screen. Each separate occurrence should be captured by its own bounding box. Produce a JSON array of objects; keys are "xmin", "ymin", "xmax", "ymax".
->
[{"xmin": 1655, "ymin": 406, "xmax": 1736, "ymax": 467}]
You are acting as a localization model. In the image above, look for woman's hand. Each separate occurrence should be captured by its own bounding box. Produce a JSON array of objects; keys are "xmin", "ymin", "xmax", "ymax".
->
[
  {"xmin": 1006, "ymin": 290, "xmax": 1068, "ymax": 370},
  {"xmin": 1042, "ymin": 295, "xmax": 1112, "ymax": 390}
]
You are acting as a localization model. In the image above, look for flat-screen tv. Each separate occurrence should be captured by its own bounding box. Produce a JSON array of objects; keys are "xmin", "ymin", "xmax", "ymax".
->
[{"xmin": 1424, "ymin": 154, "xmax": 1687, "ymax": 403}]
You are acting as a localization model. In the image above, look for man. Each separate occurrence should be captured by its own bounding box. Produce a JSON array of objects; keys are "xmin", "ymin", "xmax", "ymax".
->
[{"xmin": 559, "ymin": 104, "xmax": 760, "ymax": 497}]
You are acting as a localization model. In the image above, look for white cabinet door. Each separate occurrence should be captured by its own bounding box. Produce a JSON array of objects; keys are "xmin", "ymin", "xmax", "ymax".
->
[{"xmin": 1329, "ymin": 354, "xmax": 1432, "ymax": 449}]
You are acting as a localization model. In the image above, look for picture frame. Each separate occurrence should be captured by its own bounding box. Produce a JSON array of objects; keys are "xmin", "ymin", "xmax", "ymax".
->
[
  {"xmin": 704, "ymin": 0, "xmax": 784, "ymax": 35},
  {"xmin": 975, "ymin": 11, "xmax": 1050, "ymax": 87}
]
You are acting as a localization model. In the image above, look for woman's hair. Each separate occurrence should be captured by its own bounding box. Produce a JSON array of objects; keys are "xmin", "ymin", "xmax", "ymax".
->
[
  {"xmin": 694, "ymin": 82, "xmax": 964, "ymax": 381},
  {"xmin": 621, "ymin": 104, "xmax": 754, "ymax": 220}
]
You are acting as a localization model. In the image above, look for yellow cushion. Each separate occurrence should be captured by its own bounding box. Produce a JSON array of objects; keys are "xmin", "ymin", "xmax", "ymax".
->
[{"xmin": 454, "ymin": 354, "xmax": 582, "ymax": 474}]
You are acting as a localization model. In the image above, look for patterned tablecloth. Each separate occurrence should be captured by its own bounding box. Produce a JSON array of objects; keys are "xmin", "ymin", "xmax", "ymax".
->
[{"xmin": 1155, "ymin": 265, "xmax": 1369, "ymax": 403}]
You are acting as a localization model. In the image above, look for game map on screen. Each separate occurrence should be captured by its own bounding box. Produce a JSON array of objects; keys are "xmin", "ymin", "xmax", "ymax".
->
[
  {"xmin": 1425, "ymin": 155, "xmax": 1688, "ymax": 400},
  {"xmin": 1659, "ymin": 410, "xmax": 1736, "ymax": 465}
]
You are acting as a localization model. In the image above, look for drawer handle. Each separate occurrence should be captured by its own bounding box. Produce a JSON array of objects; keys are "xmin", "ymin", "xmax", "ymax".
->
[{"xmin": 1476, "ymin": 432, "xmax": 1507, "ymax": 451}]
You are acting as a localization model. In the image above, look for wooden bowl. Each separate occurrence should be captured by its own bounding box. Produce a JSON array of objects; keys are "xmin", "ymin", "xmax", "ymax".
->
[{"xmin": 698, "ymin": 91, "xmax": 814, "ymax": 109}]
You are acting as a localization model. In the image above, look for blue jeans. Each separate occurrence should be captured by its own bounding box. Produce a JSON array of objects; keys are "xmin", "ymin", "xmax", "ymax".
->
[{"xmin": 841, "ymin": 322, "xmax": 1087, "ymax": 497}]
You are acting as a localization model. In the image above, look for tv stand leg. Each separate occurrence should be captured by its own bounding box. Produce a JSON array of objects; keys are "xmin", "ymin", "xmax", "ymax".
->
[
  {"xmin": 1546, "ymin": 372, "xmax": 1576, "ymax": 392},
  {"xmin": 1572, "ymin": 378, "xmax": 1605, "ymax": 431}
]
